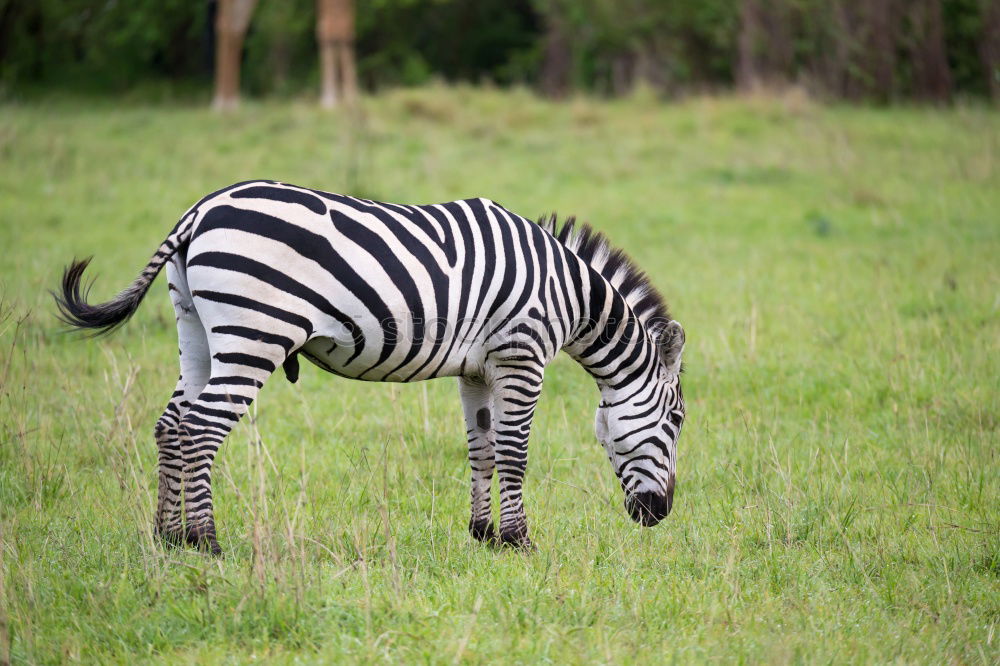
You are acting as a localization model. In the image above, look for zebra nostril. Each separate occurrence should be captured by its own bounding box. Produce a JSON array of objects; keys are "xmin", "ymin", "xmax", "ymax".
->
[{"xmin": 625, "ymin": 490, "xmax": 670, "ymax": 526}]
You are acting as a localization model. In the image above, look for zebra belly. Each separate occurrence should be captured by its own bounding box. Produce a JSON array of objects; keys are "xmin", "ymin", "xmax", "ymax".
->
[{"xmin": 299, "ymin": 335, "xmax": 470, "ymax": 382}]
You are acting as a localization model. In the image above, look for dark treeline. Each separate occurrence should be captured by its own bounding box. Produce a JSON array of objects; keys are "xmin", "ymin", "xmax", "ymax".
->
[{"xmin": 1, "ymin": 0, "xmax": 997, "ymax": 101}]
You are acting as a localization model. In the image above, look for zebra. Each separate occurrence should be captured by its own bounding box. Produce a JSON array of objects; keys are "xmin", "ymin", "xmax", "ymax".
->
[{"xmin": 55, "ymin": 180, "xmax": 686, "ymax": 555}]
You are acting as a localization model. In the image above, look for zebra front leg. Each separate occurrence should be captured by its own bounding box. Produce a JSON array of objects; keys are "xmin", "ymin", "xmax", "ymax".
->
[
  {"xmin": 459, "ymin": 377, "xmax": 496, "ymax": 543},
  {"xmin": 492, "ymin": 367, "xmax": 543, "ymax": 550}
]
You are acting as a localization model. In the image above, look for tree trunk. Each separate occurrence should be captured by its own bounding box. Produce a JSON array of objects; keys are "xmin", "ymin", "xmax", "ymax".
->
[
  {"xmin": 318, "ymin": 37, "xmax": 339, "ymax": 108},
  {"xmin": 317, "ymin": 0, "xmax": 357, "ymax": 109},
  {"xmin": 212, "ymin": 0, "xmax": 257, "ymax": 111},
  {"xmin": 825, "ymin": 0, "xmax": 855, "ymax": 98},
  {"xmin": 865, "ymin": 0, "xmax": 899, "ymax": 101},
  {"xmin": 762, "ymin": 1, "xmax": 793, "ymax": 85},
  {"xmin": 909, "ymin": 0, "xmax": 952, "ymax": 102},
  {"xmin": 539, "ymin": 12, "xmax": 572, "ymax": 98},
  {"xmin": 982, "ymin": 0, "xmax": 1000, "ymax": 99},
  {"xmin": 737, "ymin": 0, "xmax": 761, "ymax": 90}
]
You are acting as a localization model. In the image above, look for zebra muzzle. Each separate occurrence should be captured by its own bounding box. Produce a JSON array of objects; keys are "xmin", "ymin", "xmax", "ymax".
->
[{"xmin": 625, "ymin": 489, "xmax": 672, "ymax": 526}]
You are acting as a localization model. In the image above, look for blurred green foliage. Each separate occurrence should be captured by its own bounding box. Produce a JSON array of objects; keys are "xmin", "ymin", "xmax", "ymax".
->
[
  {"xmin": 0, "ymin": 0, "xmax": 540, "ymax": 95},
  {"xmin": 0, "ymin": 0, "xmax": 995, "ymax": 99},
  {"xmin": 0, "ymin": 0, "xmax": 210, "ymax": 90}
]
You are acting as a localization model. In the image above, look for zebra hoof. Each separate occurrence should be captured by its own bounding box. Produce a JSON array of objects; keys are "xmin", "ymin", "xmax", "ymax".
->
[
  {"xmin": 155, "ymin": 523, "xmax": 223, "ymax": 557},
  {"xmin": 498, "ymin": 525, "xmax": 534, "ymax": 551},
  {"xmin": 469, "ymin": 519, "xmax": 497, "ymax": 544},
  {"xmin": 184, "ymin": 523, "xmax": 223, "ymax": 557}
]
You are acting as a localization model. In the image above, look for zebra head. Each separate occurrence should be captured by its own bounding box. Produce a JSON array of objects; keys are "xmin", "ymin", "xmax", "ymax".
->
[{"xmin": 595, "ymin": 319, "xmax": 685, "ymax": 527}]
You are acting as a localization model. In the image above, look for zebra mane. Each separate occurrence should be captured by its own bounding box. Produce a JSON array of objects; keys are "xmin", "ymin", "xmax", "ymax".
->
[{"xmin": 538, "ymin": 214, "xmax": 671, "ymax": 330}]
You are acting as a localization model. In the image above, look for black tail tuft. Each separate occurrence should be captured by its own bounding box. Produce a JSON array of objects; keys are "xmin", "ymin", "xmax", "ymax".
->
[{"xmin": 53, "ymin": 258, "xmax": 150, "ymax": 336}]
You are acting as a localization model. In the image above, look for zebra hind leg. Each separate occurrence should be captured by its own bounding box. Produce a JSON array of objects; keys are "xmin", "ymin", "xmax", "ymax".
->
[
  {"xmin": 458, "ymin": 377, "xmax": 496, "ymax": 544},
  {"xmin": 166, "ymin": 331, "xmax": 290, "ymax": 556},
  {"xmin": 154, "ymin": 259, "xmax": 212, "ymax": 550},
  {"xmin": 156, "ymin": 257, "xmax": 298, "ymax": 555}
]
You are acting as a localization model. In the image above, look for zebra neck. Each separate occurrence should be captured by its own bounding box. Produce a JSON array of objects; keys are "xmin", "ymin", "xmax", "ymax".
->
[{"xmin": 562, "ymin": 273, "xmax": 660, "ymax": 394}]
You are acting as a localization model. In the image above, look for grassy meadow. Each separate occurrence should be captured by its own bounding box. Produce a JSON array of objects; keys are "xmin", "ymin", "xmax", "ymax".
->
[{"xmin": 0, "ymin": 87, "xmax": 998, "ymax": 663}]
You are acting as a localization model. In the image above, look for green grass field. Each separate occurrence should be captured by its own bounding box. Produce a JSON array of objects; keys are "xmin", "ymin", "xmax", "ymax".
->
[{"xmin": 1, "ymin": 87, "xmax": 998, "ymax": 663}]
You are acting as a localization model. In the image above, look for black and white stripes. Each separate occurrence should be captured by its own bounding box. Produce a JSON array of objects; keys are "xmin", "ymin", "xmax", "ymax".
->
[{"xmin": 56, "ymin": 180, "xmax": 686, "ymax": 554}]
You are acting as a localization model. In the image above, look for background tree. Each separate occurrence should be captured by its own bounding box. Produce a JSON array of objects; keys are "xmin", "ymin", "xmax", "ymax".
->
[
  {"xmin": 317, "ymin": 0, "xmax": 357, "ymax": 108},
  {"xmin": 213, "ymin": 0, "xmax": 258, "ymax": 110},
  {"xmin": 538, "ymin": 3, "xmax": 572, "ymax": 98},
  {"xmin": 865, "ymin": 0, "xmax": 901, "ymax": 100},
  {"xmin": 809, "ymin": 0, "xmax": 902, "ymax": 102},
  {"xmin": 980, "ymin": 0, "xmax": 1000, "ymax": 98},
  {"xmin": 907, "ymin": 0, "xmax": 954, "ymax": 101},
  {"xmin": 736, "ymin": 0, "xmax": 762, "ymax": 89}
]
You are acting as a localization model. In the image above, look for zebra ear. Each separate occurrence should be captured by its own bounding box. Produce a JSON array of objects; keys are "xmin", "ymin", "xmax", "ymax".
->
[{"xmin": 654, "ymin": 320, "xmax": 685, "ymax": 374}]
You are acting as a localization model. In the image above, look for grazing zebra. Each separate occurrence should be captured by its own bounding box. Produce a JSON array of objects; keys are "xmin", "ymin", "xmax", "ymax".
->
[{"xmin": 56, "ymin": 180, "xmax": 686, "ymax": 554}]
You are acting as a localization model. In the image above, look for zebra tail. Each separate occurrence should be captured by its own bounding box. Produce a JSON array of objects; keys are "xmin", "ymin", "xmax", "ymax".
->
[{"xmin": 54, "ymin": 215, "xmax": 195, "ymax": 336}]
